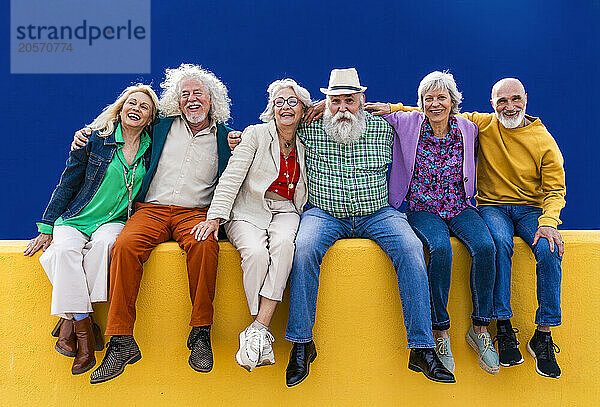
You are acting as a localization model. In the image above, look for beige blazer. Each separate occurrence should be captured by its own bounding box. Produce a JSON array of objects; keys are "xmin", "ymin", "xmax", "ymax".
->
[{"xmin": 206, "ymin": 120, "xmax": 308, "ymax": 229}]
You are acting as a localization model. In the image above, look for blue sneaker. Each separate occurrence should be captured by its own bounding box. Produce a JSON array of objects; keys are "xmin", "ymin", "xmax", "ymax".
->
[
  {"xmin": 466, "ymin": 326, "xmax": 500, "ymax": 374},
  {"xmin": 434, "ymin": 337, "xmax": 455, "ymax": 373}
]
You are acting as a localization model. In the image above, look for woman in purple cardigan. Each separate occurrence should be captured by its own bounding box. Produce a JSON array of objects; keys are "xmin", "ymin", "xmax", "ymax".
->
[{"xmin": 375, "ymin": 71, "xmax": 499, "ymax": 376}]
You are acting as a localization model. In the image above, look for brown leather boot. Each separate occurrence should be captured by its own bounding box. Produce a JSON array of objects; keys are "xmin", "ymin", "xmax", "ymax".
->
[
  {"xmin": 55, "ymin": 318, "xmax": 77, "ymax": 357},
  {"xmin": 89, "ymin": 316, "xmax": 105, "ymax": 351},
  {"xmin": 51, "ymin": 319, "xmax": 62, "ymax": 337},
  {"xmin": 72, "ymin": 317, "xmax": 96, "ymax": 375}
]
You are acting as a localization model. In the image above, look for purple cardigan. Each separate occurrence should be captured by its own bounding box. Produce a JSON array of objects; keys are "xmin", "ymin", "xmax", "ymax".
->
[{"xmin": 384, "ymin": 110, "xmax": 478, "ymax": 209}]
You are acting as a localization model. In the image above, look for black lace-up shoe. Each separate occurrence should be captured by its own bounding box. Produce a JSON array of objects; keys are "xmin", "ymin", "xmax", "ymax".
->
[
  {"xmin": 286, "ymin": 341, "xmax": 317, "ymax": 387},
  {"xmin": 90, "ymin": 335, "xmax": 141, "ymax": 384},
  {"xmin": 188, "ymin": 326, "xmax": 213, "ymax": 373},
  {"xmin": 493, "ymin": 320, "xmax": 524, "ymax": 366},
  {"xmin": 527, "ymin": 330, "xmax": 561, "ymax": 378},
  {"xmin": 408, "ymin": 348, "xmax": 456, "ymax": 383}
]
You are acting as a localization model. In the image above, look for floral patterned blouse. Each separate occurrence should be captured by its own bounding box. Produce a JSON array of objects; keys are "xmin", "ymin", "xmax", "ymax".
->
[{"xmin": 407, "ymin": 116, "xmax": 468, "ymax": 219}]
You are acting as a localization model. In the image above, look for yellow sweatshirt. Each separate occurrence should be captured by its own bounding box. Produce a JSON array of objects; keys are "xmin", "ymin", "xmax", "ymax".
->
[{"xmin": 390, "ymin": 103, "xmax": 566, "ymax": 228}]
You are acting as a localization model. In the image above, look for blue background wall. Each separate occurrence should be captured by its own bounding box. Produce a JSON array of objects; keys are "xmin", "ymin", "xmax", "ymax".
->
[{"xmin": 2, "ymin": 0, "xmax": 599, "ymax": 238}]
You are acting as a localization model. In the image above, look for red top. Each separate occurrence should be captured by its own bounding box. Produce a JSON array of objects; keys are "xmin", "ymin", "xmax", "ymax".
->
[{"xmin": 267, "ymin": 148, "xmax": 300, "ymax": 200}]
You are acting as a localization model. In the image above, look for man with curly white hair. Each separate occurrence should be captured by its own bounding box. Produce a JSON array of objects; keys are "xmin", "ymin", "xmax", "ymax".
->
[{"xmin": 80, "ymin": 63, "xmax": 234, "ymax": 384}]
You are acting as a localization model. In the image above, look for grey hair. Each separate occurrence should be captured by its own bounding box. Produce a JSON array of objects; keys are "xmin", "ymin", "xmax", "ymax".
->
[
  {"xmin": 158, "ymin": 63, "xmax": 231, "ymax": 123},
  {"xmin": 259, "ymin": 78, "xmax": 312, "ymax": 123},
  {"xmin": 417, "ymin": 71, "xmax": 462, "ymax": 116}
]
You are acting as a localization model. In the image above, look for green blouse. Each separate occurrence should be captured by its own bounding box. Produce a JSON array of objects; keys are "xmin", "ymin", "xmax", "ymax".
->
[{"xmin": 37, "ymin": 124, "xmax": 150, "ymax": 236}]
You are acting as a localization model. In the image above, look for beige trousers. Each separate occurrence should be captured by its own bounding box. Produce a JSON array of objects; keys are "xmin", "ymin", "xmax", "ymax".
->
[
  {"xmin": 224, "ymin": 199, "xmax": 300, "ymax": 315},
  {"xmin": 39, "ymin": 223, "xmax": 124, "ymax": 318}
]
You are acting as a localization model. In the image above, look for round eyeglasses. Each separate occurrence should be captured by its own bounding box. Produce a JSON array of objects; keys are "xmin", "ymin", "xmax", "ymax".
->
[{"xmin": 273, "ymin": 96, "xmax": 299, "ymax": 108}]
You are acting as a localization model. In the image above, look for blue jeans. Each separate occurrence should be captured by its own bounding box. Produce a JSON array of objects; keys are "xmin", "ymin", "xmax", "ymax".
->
[
  {"xmin": 407, "ymin": 208, "xmax": 496, "ymax": 330},
  {"xmin": 478, "ymin": 205, "xmax": 562, "ymax": 326},
  {"xmin": 285, "ymin": 206, "xmax": 435, "ymax": 348}
]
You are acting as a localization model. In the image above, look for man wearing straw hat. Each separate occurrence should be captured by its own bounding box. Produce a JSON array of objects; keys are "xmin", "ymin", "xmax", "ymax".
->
[{"xmin": 282, "ymin": 68, "xmax": 454, "ymax": 386}]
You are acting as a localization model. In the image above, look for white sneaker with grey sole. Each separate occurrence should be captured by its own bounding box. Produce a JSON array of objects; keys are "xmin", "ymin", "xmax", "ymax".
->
[{"xmin": 235, "ymin": 326, "xmax": 262, "ymax": 372}]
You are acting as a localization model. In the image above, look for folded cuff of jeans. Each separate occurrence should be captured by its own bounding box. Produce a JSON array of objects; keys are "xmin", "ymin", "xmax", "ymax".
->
[
  {"xmin": 285, "ymin": 335, "xmax": 313, "ymax": 344},
  {"xmin": 472, "ymin": 317, "xmax": 491, "ymax": 327},
  {"xmin": 535, "ymin": 319, "xmax": 561, "ymax": 327},
  {"xmin": 408, "ymin": 342, "xmax": 436, "ymax": 349}
]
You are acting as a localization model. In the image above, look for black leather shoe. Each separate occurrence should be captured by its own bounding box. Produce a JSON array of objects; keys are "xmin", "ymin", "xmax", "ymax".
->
[
  {"xmin": 408, "ymin": 348, "xmax": 455, "ymax": 383},
  {"xmin": 286, "ymin": 341, "xmax": 317, "ymax": 387},
  {"xmin": 90, "ymin": 335, "xmax": 141, "ymax": 384},
  {"xmin": 188, "ymin": 326, "xmax": 213, "ymax": 373}
]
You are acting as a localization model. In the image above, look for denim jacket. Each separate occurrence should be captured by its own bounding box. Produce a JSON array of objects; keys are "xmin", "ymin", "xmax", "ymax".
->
[{"xmin": 39, "ymin": 129, "xmax": 151, "ymax": 228}]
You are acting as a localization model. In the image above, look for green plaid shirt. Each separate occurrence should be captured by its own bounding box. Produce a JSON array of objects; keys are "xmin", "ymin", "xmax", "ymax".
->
[{"xmin": 297, "ymin": 113, "xmax": 392, "ymax": 218}]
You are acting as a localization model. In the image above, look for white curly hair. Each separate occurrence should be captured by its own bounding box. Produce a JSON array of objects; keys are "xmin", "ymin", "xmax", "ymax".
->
[
  {"xmin": 158, "ymin": 63, "xmax": 231, "ymax": 123},
  {"xmin": 259, "ymin": 78, "xmax": 312, "ymax": 122}
]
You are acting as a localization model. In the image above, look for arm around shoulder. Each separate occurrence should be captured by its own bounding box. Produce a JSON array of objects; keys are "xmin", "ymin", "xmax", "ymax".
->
[{"xmin": 389, "ymin": 102, "xmax": 420, "ymax": 113}]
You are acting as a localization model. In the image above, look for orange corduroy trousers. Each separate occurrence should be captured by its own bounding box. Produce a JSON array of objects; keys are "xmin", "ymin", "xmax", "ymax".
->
[{"xmin": 104, "ymin": 203, "xmax": 218, "ymax": 335}]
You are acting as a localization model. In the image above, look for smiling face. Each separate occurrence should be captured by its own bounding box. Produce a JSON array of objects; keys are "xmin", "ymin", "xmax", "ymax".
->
[
  {"xmin": 179, "ymin": 77, "xmax": 211, "ymax": 128},
  {"xmin": 120, "ymin": 91, "xmax": 154, "ymax": 130},
  {"xmin": 423, "ymin": 87, "xmax": 452, "ymax": 126},
  {"xmin": 491, "ymin": 79, "xmax": 527, "ymax": 128},
  {"xmin": 273, "ymin": 87, "xmax": 304, "ymax": 129}
]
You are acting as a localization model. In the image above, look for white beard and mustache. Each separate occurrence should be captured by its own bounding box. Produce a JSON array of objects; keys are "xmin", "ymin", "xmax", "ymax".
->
[
  {"xmin": 496, "ymin": 107, "xmax": 526, "ymax": 129},
  {"xmin": 184, "ymin": 102, "xmax": 208, "ymax": 124},
  {"xmin": 323, "ymin": 106, "xmax": 367, "ymax": 145}
]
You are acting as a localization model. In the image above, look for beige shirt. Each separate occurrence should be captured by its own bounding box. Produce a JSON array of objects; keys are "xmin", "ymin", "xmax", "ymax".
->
[{"xmin": 145, "ymin": 116, "xmax": 218, "ymax": 208}]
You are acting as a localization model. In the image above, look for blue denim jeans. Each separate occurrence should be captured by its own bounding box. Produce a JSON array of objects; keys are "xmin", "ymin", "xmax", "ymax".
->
[
  {"xmin": 407, "ymin": 207, "xmax": 496, "ymax": 330},
  {"xmin": 478, "ymin": 205, "xmax": 562, "ymax": 326},
  {"xmin": 285, "ymin": 206, "xmax": 435, "ymax": 348}
]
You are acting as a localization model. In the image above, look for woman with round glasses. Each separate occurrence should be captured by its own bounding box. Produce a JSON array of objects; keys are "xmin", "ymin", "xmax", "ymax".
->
[{"xmin": 191, "ymin": 79, "xmax": 311, "ymax": 372}]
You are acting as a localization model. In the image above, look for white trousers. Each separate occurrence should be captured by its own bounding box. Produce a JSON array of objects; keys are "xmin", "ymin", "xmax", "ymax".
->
[
  {"xmin": 39, "ymin": 223, "xmax": 124, "ymax": 318},
  {"xmin": 224, "ymin": 199, "xmax": 300, "ymax": 315}
]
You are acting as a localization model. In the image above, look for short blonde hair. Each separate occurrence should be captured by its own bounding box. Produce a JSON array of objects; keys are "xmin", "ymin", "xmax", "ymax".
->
[{"xmin": 88, "ymin": 84, "xmax": 158, "ymax": 137}]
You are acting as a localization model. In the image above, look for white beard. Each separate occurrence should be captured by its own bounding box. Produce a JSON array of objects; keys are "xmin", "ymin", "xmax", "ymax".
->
[
  {"xmin": 184, "ymin": 103, "xmax": 207, "ymax": 124},
  {"xmin": 323, "ymin": 107, "xmax": 366, "ymax": 145},
  {"xmin": 496, "ymin": 108, "xmax": 526, "ymax": 129}
]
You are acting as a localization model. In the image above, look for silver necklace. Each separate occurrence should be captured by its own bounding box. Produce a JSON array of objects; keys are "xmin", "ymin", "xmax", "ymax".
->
[{"xmin": 121, "ymin": 161, "xmax": 138, "ymax": 219}]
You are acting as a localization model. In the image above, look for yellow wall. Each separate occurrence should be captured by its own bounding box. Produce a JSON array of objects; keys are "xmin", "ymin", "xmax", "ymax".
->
[{"xmin": 1, "ymin": 231, "xmax": 599, "ymax": 406}]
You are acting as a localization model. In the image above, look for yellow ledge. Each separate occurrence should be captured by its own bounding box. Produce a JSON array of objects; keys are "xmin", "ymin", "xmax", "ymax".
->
[{"xmin": 1, "ymin": 231, "xmax": 599, "ymax": 406}]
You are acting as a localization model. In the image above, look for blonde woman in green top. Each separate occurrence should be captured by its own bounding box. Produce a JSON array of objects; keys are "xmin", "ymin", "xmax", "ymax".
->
[{"xmin": 24, "ymin": 84, "xmax": 158, "ymax": 376}]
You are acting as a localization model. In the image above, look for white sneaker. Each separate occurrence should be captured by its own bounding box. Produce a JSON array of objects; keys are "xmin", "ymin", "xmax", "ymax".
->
[
  {"xmin": 235, "ymin": 326, "xmax": 262, "ymax": 372},
  {"xmin": 257, "ymin": 330, "xmax": 275, "ymax": 367}
]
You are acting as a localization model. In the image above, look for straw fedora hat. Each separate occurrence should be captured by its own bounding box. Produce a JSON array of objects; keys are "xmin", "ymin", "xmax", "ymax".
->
[{"xmin": 320, "ymin": 68, "xmax": 367, "ymax": 95}]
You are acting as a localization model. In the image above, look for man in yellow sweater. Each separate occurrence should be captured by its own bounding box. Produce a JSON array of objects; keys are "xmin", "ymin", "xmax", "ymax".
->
[{"xmin": 363, "ymin": 78, "xmax": 565, "ymax": 379}]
